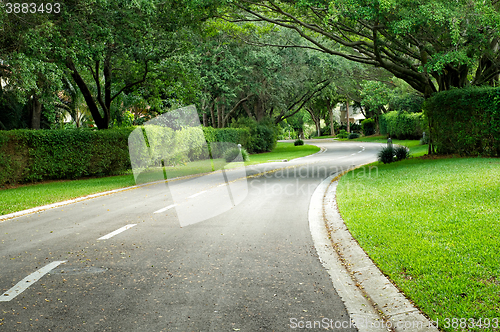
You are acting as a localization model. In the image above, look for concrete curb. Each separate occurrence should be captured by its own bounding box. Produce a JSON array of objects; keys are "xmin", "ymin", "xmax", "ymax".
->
[
  {"xmin": 309, "ymin": 174, "xmax": 388, "ymax": 332},
  {"xmin": 312, "ymin": 175, "xmax": 440, "ymax": 331}
]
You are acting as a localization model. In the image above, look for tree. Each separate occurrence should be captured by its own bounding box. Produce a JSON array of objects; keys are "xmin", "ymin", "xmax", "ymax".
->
[
  {"xmin": 231, "ymin": 0, "xmax": 500, "ymax": 97},
  {"xmin": 0, "ymin": 3, "xmax": 64, "ymax": 129},
  {"xmin": 4, "ymin": 0, "xmax": 222, "ymax": 130}
]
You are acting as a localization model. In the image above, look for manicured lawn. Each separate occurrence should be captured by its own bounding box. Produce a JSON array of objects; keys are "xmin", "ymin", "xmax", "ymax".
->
[
  {"xmin": 243, "ymin": 142, "xmax": 320, "ymax": 165},
  {"xmin": 351, "ymin": 135, "xmax": 428, "ymax": 157},
  {"xmin": 0, "ymin": 175, "xmax": 136, "ymax": 216},
  {"xmin": 0, "ymin": 142, "xmax": 320, "ymax": 216},
  {"xmin": 311, "ymin": 135, "xmax": 336, "ymax": 139},
  {"xmin": 337, "ymin": 157, "xmax": 500, "ymax": 331}
]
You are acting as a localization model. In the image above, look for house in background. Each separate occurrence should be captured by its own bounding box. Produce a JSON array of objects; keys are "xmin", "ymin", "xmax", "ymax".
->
[{"xmin": 337, "ymin": 104, "xmax": 366, "ymax": 125}]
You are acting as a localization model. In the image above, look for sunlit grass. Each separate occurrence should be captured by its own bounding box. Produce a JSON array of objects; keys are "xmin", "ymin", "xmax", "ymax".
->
[
  {"xmin": 243, "ymin": 142, "xmax": 320, "ymax": 165},
  {"xmin": 0, "ymin": 175, "xmax": 136, "ymax": 215},
  {"xmin": 350, "ymin": 135, "xmax": 428, "ymax": 158},
  {"xmin": 337, "ymin": 157, "xmax": 500, "ymax": 331}
]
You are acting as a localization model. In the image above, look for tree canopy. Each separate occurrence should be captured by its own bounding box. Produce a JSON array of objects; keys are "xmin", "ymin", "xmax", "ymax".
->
[{"xmin": 230, "ymin": 0, "xmax": 500, "ymax": 97}]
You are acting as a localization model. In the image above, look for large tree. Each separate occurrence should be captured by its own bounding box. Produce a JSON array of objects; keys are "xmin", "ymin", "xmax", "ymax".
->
[
  {"xmin": 230, "ymin": 0, "xmax": 500, "ymax": 97},
  {"xmin": 0, "ymin": 1, "xmax": 64, "ymax": 129},
  {"xmin": 6, "ymin": 0, "xmax": 221, "ymax": 130}
]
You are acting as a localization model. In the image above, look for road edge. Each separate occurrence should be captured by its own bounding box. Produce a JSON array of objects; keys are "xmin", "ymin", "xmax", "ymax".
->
[{"xmin": 308, "ymin": 174, "xmax": 389, "ymax": 332}]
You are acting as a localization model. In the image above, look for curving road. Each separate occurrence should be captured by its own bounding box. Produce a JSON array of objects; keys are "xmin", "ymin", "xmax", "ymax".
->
[{"xmin": 0, "ymin": 140, "xmax": 384, "ymax": 331}]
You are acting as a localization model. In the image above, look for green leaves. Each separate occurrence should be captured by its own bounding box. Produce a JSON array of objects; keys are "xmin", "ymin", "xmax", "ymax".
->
[{"xmin": 233, "ymin": 0, "xmax": 500, "ymax": 95}]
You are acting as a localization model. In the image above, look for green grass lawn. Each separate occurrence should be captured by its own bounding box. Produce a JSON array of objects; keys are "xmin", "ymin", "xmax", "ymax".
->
[
  {"xmin": 337, "ymin": 157, "xmax": 500, "ymax": 331},
  {"xmin": 243, "ymin": 142, "xmax": 320, "ymax": 165},
  {"xmin": 350, "ymin": 135, "xmax": 428, "ymax": 158},
  {"xmin": 0, "ymin": 142, "xmax": 320, "ymax": 216}
]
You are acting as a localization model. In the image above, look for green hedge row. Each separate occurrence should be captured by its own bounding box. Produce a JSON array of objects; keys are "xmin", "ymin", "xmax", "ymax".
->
[
  {"xmin": 379, "ymin": 111, "xmax": 424, "ymax": 139},
  {"xmin": 229, "ymin": 117, "xmax": 278, "ymax": 153},
  {"xmin": 424, "ymin": 87, "xmax": 500, "ymax": 157},
  {"xmin": 0, "ymin": 126, "xmax": 252, "ymax": 185},
  {"xmin": 0, "ymin": 128, "xmax": 134, "ymax": 185}
]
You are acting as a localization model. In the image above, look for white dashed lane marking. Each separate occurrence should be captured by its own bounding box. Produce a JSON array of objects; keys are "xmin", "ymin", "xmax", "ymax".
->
[
  {"xmin": 0, "ymin": 261, "xmax": 66, "ymax": 302},
  {"xmin": 97, "ymin": 224, "xmax": 137, "ymax": 240},
  {"xmin": 154, "ymin": 204, "xmax": 177, "ymax": 214},
  {"xmin": 188, "ymin": 190, "xmax": 207, "ymax": 199}
]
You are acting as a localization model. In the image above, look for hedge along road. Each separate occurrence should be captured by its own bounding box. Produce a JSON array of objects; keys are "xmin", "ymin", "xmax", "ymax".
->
[{"xmin": 1, "ymin": 140, "xmax": 382, "ymax": 331}]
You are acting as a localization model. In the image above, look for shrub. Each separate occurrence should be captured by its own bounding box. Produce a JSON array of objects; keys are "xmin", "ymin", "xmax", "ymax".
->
[
  {"xmin": 361, "ymin": 118, "xmax": 376, "ymax": 136},
  {"xmin": 0, "ymin": 128, "xmax": 134, "ymax": 185},
  {"xmin": 378, "ymin": 146, "xmax": 395, "ymax": 164},
  {"xmin": 0, "ymin": 126, "xmax": 253, "ymax": 185},
  {"xmin": 222, "ymin": 147, "xmax": 250, "ymax": 163},
  {"xmin": 394, "ymin": 146, "xmax": 410, "ymax": 161},
  {"xmin": 380, "ymin": 111, "xmax": 424, "ymax": 139},
  {"xmin": 320, "ymin": 126, "xmax": 329, "ymax": 136},
  {"xmin": 230, "ymin": 118, "xmax": 277, "ymax": 153},
  {"xmin": 336, "ymin": 130, "xmax": 349, "ymax": 139},
  {"xmin": 240, "ymin": 148, "xmax": 250, "ymax": 162},
  {"xmin": 348, "ymin": 133, "xmax": 360, "ymax": 139},
  {"xmin": 350, "ymin": 123, "xmax": 362, "ymax": 133},
  {"xmin": 389, "ymin": 94, "xmax": 424, "ymax": 113},
  {"xmin": 294, "ymin": 139, "xmax": 304, "ymax": 146},
  {"xmin": 424, "ymin": 87, "xmax": 500, "ymax": 157}
]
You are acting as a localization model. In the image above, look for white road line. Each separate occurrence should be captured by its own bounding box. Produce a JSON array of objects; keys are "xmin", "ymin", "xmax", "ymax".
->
[
  {"xmin": 217, "ymin": 183, "xmax": 226, "ymax": 187},
  {"xmin": 188, "ymin": 190, "xmax": 207, "ymax": 199},
  {"xmin": 98, "ymin": 224, "xmax": 137, "ymax": 240},
  {"xmin": 0, "ymin": 261, "xmax": 66, "ymax": 302},
  {"xmin": 154, "ymin": 204, "xmax": 176, "ymax": 214}
]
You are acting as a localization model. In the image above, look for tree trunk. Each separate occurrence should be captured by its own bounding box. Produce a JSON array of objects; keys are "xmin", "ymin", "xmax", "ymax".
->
[
  {"xmin": 306, "ymin": 108, "xmax": 321, "ymax": 137},
  {"xmin": 346, "ymin": 99, "xmax": 350, "ymax": 133},
  {"xmin": 66, "ymin": 58, "xmax": 108, "ymax": 129},
  {"xmin": 202, "ymin": 113, "xmax": 208, "ymax": 127},
  {"xmin": 31, "ymin": 94, "xmax": 42, "ymax": 130},
  {"xmin": 216, "ymin": 96, "xmax": 222, "ymax": 128},
  {"xmin": 210, "ymin": 102, "xmax": 216, "ymax": 127},
  {"xmin": 221, "ymin": 102, "xmax": 226, "ymax": 128},
  {"xmin": 242, "ymin": 102, "xmax": 253, "ymax": 119},
  {"xmin": 328, "ymin": 100, "xmax": 335, "ymax": 136}
]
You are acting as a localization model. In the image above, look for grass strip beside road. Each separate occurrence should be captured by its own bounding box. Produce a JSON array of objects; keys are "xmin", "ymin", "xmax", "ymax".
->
[
  {"xmin": 243, "ymin": 142, "xmax": 320, "ymax": 165},
  {"xmin": 0, "ymin": 142, "xmax": 320, "ymax": 216},
  {"xmin": 336, "ymin": 157, "xmax": 500, "ymax": 330}
]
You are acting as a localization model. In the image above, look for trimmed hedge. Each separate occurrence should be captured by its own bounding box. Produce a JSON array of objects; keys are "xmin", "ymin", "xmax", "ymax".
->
[
  {"xmin": 424, "ymin": 87, "xmax": 500, "ymax": 157},
  {"xmin": 230, "ymin": 118, "xmax": 277, "ymax": 153},
  {"xmin": 0, "ymin": 128, "xmax": 134, "ymax": 185},
  {"xmin": 379, "ymin": 111, "xmax": 424, "ymax": 139},
  {"xmin": 361, "ymin": 118, "xmax": 375, "ymax": 136},
  {"xmin": 0, "ymin": 126, "xmax": 252, "ymax": 185}
]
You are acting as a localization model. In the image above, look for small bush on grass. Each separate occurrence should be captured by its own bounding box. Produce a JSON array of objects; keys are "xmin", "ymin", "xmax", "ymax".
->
[
  {"xmin": 361, "ymin": 118, "xmax": 376, "ymax": 136},
  {"xmin": 348, "ymin": 133, "xmax": 360, "ymax": 139},
  {"xmin": 240, "ymin": 148, "xmax": 250, "ymax": 162},
  {"xmin": 223, "ymin": 147, "xmax": 250, "ymax": 162},
  {"xmin": 294, "ymin": 139, "xmax": 304, "ymax": 146},
  {"xmin": 378, "ymin": 146, "xmax": 395, "ymax": 164},
  {"xmin": 336, "ymin": 130, "xmax": 349, "ymax": 139},
  {"xmin": 394, "ymin": 146, "xmax": 410, "ymax": 161}
]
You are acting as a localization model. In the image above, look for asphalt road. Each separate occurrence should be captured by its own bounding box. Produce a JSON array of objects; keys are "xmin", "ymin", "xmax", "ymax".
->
[{"xmin": 0, "ymin": 140, "xmax": 382, "ymax": 331}]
